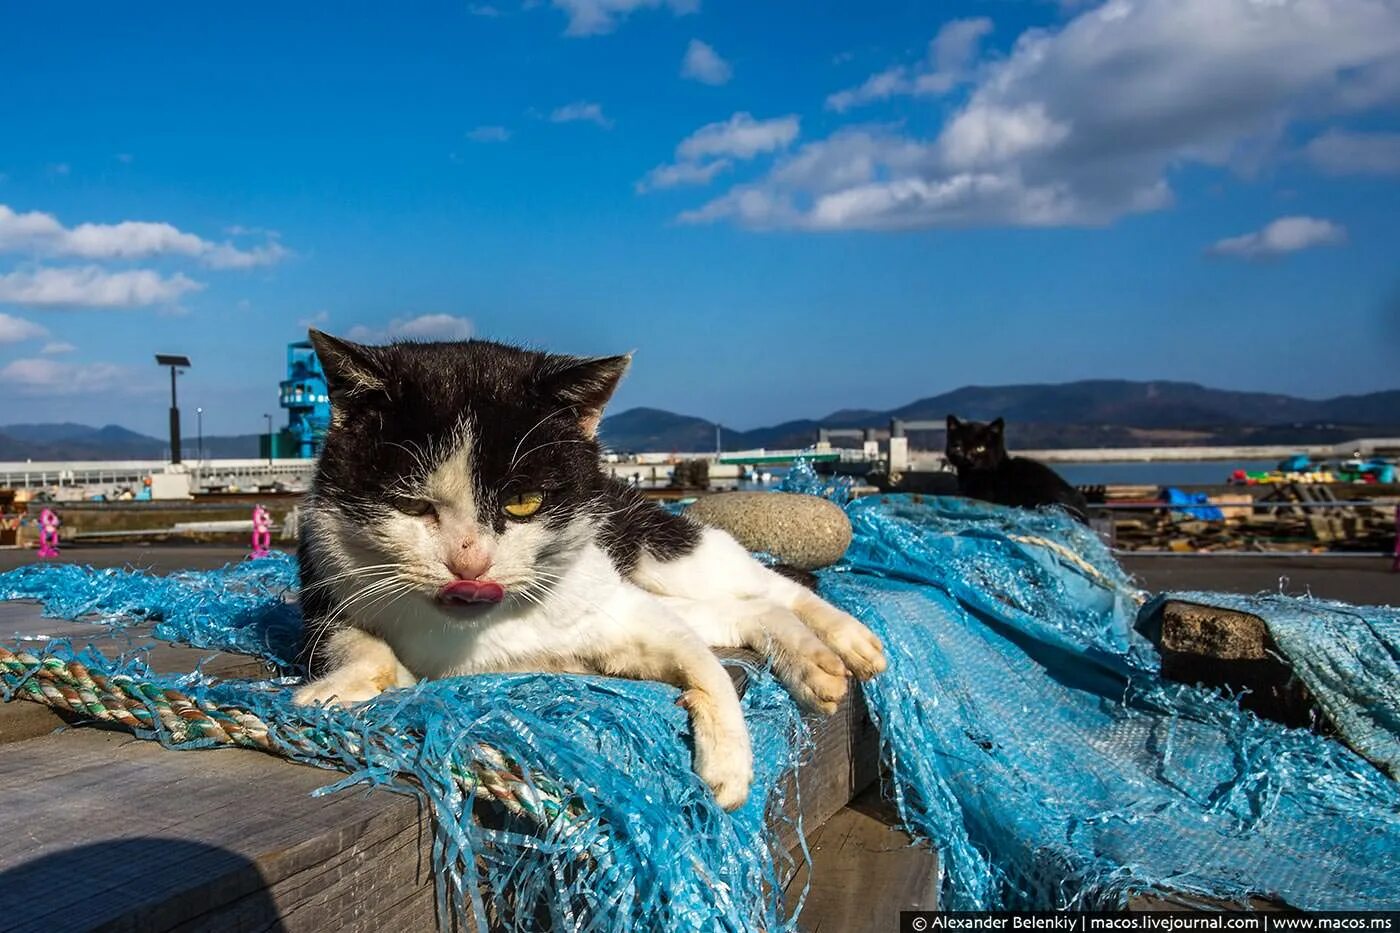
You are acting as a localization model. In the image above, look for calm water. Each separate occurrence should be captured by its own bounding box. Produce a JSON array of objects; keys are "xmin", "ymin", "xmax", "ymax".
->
[
  {"xmin": 734, "ymin": 458, "xmax": 1298, "ymax": 490},
  {"xmin": 1052, "ymin": 459, "xmax": 1279, "ymax": 487}
]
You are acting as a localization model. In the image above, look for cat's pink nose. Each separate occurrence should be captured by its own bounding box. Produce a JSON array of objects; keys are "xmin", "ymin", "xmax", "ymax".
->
[{"xmin": 446, "ymin": 544, "xmax": 493, "ymax": 582}]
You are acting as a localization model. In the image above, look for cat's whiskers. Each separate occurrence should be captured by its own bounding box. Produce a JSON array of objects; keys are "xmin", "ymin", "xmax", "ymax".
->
[
  {"xmin": 313, "ymin": 575, "xmax": 413, "ymax": 656},
  {"xmin": 298, "ymin": 564, "xmax": 401, "ymax": 594},
  {"xmin": 509, "ymin": 404, "xmax": 576, "ymax": 468},
  {"xmin": 306, "ymin": 579, "xmax": 411, "ymax": 666},
  {"xmin": 511, "ymin": 438, "xmax": 592, "ymax": 469}
]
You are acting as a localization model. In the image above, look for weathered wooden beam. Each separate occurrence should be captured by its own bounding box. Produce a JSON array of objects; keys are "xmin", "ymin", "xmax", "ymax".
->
[
  {"xmin": 784, "ymin": 787, "xmax": 938, "ymax": 932},
  {"xmin": 1140, "ymin": 599, "xmax": 1324, "ymax": 732},
  {"xmin": 0, "ymin": 730, "xmax": 440, "ymax": 932}
]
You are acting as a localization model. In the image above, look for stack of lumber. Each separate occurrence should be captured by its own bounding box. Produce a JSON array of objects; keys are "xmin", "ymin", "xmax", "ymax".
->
[{"xmin": 1108, "ymin": 484, "xmax": 1398, "ymax": 552}]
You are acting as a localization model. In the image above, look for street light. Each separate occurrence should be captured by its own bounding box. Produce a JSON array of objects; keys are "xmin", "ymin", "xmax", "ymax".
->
[
  {"xmin": 196, "ymin": 408, "xmax": 204, "ymax": 464},
  {"xmin": 264, "ymin": 413, "xmax": 273, "ymax": 464},
  {"xmin": 154, "ymin": 354, "xmax": 192, "ymax": 465}
]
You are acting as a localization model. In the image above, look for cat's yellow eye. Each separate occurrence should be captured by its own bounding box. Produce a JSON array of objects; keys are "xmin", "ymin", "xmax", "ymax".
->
[{"xmin": 502, "ymin": 491, "xmax": 544, "ymax": 520}]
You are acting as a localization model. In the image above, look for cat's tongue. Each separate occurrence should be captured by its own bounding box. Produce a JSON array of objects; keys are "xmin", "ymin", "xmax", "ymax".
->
[{"xmin": 438, "ymin": 579, "xmax": 505, "ymax": 605}]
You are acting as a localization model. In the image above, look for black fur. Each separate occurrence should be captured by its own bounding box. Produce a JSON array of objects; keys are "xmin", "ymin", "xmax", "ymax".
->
[
  {"xmin": 945, "ymin": 415, "xmax": 1089, "ymax": 523},
  {"xmin": 297, "ymin": 331, "xmax": 699, "ymax": 673}
]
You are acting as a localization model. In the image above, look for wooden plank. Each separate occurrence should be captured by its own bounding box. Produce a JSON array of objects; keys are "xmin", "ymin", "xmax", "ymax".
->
[
  {"xmin": 0, "ymin": 730, "xmax": 440, "ymax": 933},
  {"xmin": 771, "ymin": 685, "xmax": 880, "ymax": 854},
  {"xmin": 784, "ymin": 787, "xmax": 939, "ymax": 932}
]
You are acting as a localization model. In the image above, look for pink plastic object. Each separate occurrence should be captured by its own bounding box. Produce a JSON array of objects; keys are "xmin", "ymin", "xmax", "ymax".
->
[
  {"xmin": 36, "ymin": 508, "xmax": 60, "ymax": 558},
  {"xmin": 250, "ymin": 505, "xmax": 273, "ymax": 559}
]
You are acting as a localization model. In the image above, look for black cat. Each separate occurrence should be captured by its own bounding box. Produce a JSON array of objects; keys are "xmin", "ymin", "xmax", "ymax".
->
[{"xmin": 945, "ymin": 415, "xmax": 1089, "ymax": 523}]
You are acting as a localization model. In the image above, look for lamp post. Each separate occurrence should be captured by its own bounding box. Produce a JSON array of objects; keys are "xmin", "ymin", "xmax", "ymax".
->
[
  {"xmin": 154, "ymin": 354, "xmax": 192, "ymax": 465},
  {"xmin": 196, "ymin": 408, "xmax": 204, "ymax": 465},
  {"xmin": 264, "ymin": 413, "xmax": 273, "ymax": 465}
]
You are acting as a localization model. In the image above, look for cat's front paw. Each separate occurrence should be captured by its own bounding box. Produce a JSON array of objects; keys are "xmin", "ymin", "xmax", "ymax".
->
[
  {"xmin": 292, "ymin": 673, "xmax": 385, "ymax": 708},
  {"xmin": 797, "ymin": 596, "xmax": 888, "ymax": 680},
  {"xmin": 679, "ymin": 688, "xmax": 754, "ymax": 810},
  {"xmin": 826, "ymin": 617, "xmax": 887, "ymax": 681},
  {"xmin": 778, "ymin": 641, "xmax": 849, "ymax": 715}
]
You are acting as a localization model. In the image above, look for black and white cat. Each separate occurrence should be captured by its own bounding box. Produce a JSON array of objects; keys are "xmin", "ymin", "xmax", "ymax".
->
[
  {"xmin": 293, "ymin": 331, "xmax": 886, "ymax": 809},
  {"xmin": 945, "ymin": 415, "xmax": 1089, "ymax": 522}
]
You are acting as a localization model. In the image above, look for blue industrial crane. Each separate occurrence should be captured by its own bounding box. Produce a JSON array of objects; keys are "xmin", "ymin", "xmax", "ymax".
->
[{"xmin": 274, "ymin": 340, "xmax": 331, "ymax": 459}]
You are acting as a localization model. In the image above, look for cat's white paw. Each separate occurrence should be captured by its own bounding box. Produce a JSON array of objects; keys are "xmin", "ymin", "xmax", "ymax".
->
[
  {"xmin": 292, "ymin": 672, "xmax": 386, "ymax": 708},
  {"xmin": 772, "ymin": 633, "xmax": 849, "ymax": 714},
  {"xmin": 798, "ymin": 597, "xmax": 888, "ymax": 681},
  {"xmin": 679, "ymin": 688, "xmax": 754, "ymax": 810}
]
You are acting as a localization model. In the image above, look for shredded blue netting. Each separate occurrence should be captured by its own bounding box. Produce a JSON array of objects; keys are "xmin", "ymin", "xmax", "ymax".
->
[
  {"xmin": 3, "ymin": 464, "xmax": 1400, "ymax": 922},
  {"xmin": 780, "ymin": 461, "xmax": 1400, "ymax": 910},
  {"xmin": 1, "ymin": 553, "xmax": 809, "ymax": 931}
]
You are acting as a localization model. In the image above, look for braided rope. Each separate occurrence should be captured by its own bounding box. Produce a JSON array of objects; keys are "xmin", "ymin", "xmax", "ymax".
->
[
  {"xmin": 1007, "ymin": 533, "xmax": 1145, "ymax": 602},
  {"xmin": 0, "ymin": 644, "xmax": 583, "ymax": 829}
]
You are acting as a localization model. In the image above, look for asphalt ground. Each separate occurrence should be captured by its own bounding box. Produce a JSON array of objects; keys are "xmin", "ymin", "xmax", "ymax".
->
[{"xmin": 2, "ymin": 544, "xmax": 1396, "ymax": 606}]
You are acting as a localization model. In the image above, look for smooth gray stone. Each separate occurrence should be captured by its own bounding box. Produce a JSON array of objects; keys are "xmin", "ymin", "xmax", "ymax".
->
[{"xmin": 687, "ymin": 492, "xmax": 852, "ymax": 570}]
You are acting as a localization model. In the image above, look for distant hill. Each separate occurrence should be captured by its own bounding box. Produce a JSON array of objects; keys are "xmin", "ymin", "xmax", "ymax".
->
[
  {"xmin": 0, "ymin": 424, "xmax": 261, "ymax": 461},
  {"xmin": 2, "ymin": 380, "xmax": 1396, "ymax": 460},
  {"xmin": 600, "ymin": 381, "xmax": 1400, "ymax": 452}
]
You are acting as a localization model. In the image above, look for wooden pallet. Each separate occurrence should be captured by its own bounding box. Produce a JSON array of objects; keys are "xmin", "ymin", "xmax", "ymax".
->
[{"xmin": 0, "ymin": 598, "xmax": 938, "ymax": 932}]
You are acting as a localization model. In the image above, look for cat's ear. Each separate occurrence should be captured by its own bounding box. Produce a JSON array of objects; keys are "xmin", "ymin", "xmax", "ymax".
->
[
  {"xmin": 990, "ymin": 417, "xmax": 1005, "ymax": 434},
  {"xmin": 309, "ymin": 330, "xmax": 386, "ymax": 400},
  {"xmin": 545, "ymin": 353, "xmax": 632, "ymax": 436},
  {"xmin": 946, "ymin": 414, "xmax": 961, "ymax": 431}
]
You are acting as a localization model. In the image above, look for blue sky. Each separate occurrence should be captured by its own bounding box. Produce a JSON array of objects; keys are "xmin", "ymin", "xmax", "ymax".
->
[{"xmin": 2, "ymin": 0, "xmax": 1398, "ymax": 437}]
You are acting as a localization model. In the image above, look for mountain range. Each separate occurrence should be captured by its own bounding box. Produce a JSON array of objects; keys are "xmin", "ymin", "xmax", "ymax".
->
[
  {"xmin": 0, "ymin": 423, "xmax": 262, "ymax": 461},
  {"xmin": 0, "ymin": 380, "xmax": 1395, "ymax": 460},
  {"xmin": 597, "ymin": 381, "xmax": 1400, "ymax": 452}
]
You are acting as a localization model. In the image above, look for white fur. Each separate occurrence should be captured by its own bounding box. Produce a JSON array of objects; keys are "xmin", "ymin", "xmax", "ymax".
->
[{"xmin": 634, "ymin": 527, "xmax": 888, "ymax": 682}]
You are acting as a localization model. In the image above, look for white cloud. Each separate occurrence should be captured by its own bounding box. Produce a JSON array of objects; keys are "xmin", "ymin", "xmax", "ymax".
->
[
  {"xmin": 298, "ymin": 310, "xmax": 331, "ymax": 329},
  {"xmin": 826, "ymin": 68, "xmax": 911, "ymax": 114},
  {"xmin": 0, "ymin": 204, "xmax": 286, "ymax": 268},
  {"xmin": 682, "ymin": 39, "xmax": 732, "ymax": 85},
  {"xmin": 827, "ymin": 17, "xmax": 992, "ymax": 111},
  {"xmin": 467, "ymin": 125, "xmax": 512, "ymax": 143},
  {"xmin": 1208, "ymin": 216, "xmax": 1348, "ymax": 259},
  {"xmin": 638, "ymin": 113, "xmax": 799, "ymax": 197},
  {"xmin": 468, "ymin": 3, "xmax": 502, "ymax": 15},
  {"xmin": 1304, "ymin": 129, "xmax": 1400, "ymax": 175},
  {"xmin": 677, "ymin": 112, "xmax": 800, "ymax": 161},
  {"xmin": 40, "ymin": 341, "xmax": 76, "ymax": 355},
  {"xmin": 686, "ymin": 0, "xmax": 1400, "ymax": 231},
  {"xmin": 550, "ymin": 101, "xmax": 613, "ymax": 128},
  {"xmin": 347, "ymin": 314, "xmax": 474, "ymax": 343},
  {"xmin": 0, "ymin": 266, "xmax": 204, "ymax": 308},
  {"xmin": 636, "ymin": 158, "xmax": 732, "ymax": 193},
  {"xmin": 0, "ymin": 312, "xmax": 47, "ymax": 344},
  {"xmin": 552, "ymin": 0, "xmax": 697, "ymax": 37},
  {"xmin": 0, "ymin": 358, "xmax": 132, "ymax": 396}
]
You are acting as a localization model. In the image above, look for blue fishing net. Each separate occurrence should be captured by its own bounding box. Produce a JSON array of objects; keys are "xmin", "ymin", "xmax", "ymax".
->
[
  {"xmin": 1147, "ymin": 591, "xmax": 1400, "ymax": 780},
  {"xmin": 780, "ymin": 460, "xmax": 1400, "ymax": 910},
  {"xmin": 0, "ymin": 551, "xmax": 302, "ymax": 667},
  {"xmin": 5, "ymin": 467, "xmax": 1400, "ymax": 920},
  {"xmin": 0, "ymin": 556, "xmax": 810, "ymax": 931}
]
